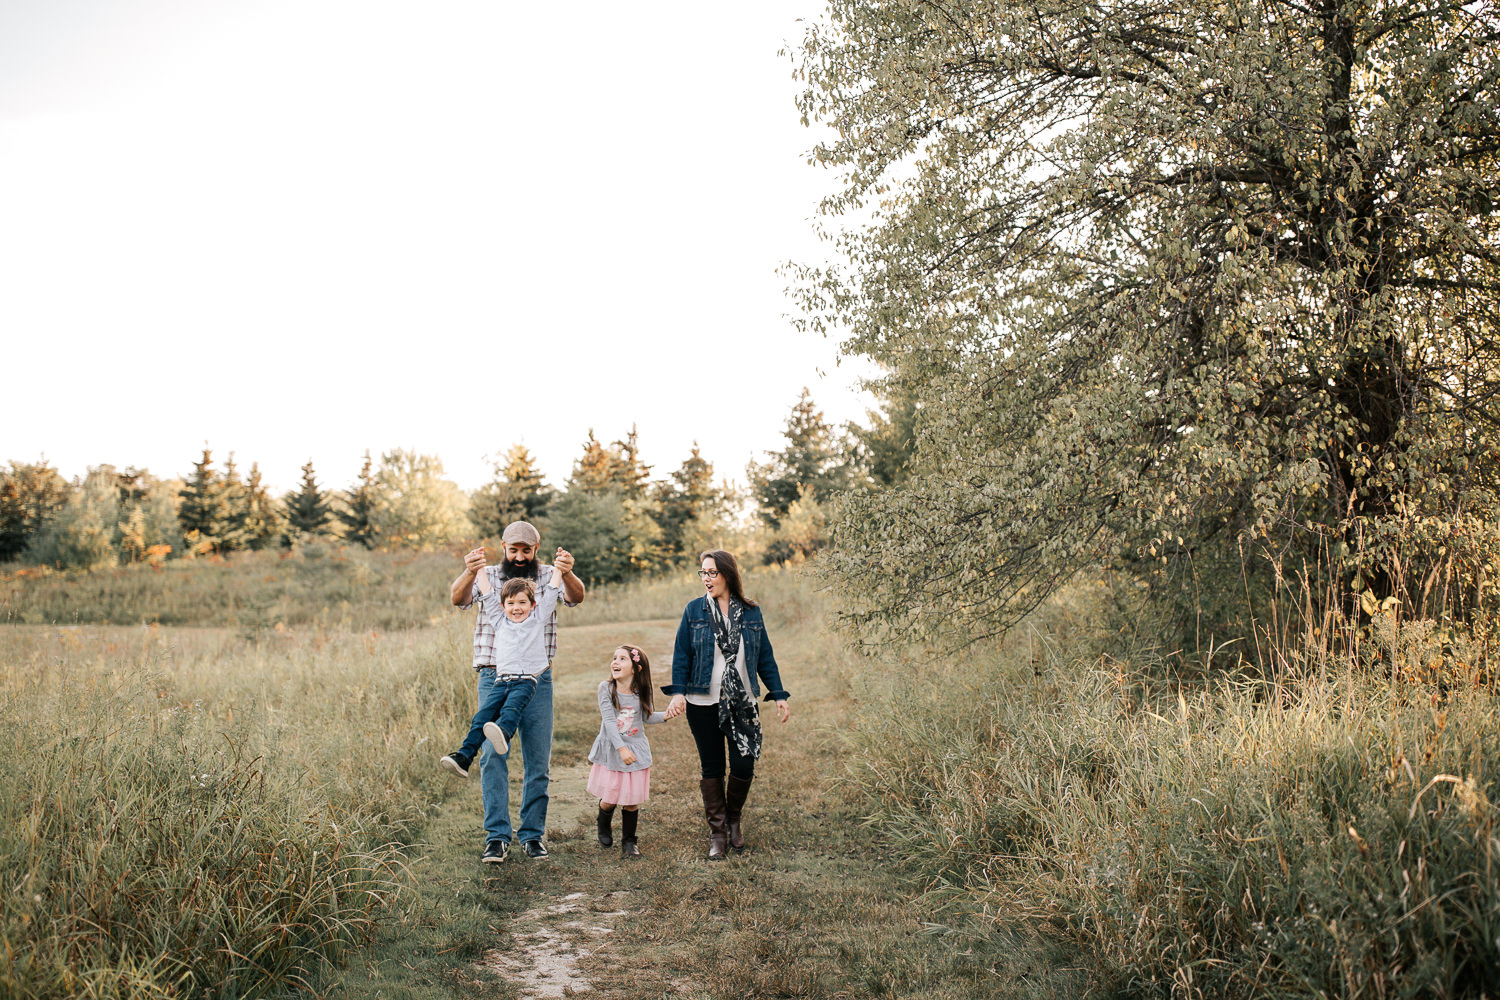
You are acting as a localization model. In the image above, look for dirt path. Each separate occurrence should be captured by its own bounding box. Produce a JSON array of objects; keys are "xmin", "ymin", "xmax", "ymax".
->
[{"xmin": 327, "ymin": 617, "xmax": 1086, "ymax": 1000}]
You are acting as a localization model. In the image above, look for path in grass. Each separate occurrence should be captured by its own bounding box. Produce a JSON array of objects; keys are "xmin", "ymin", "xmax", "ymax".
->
[{"xmin": 328, "ymin": 617, "xmax": 1089, "ymax": 1000}]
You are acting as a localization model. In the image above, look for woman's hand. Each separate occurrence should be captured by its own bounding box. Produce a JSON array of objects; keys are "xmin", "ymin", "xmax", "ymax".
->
[
  {"xmin": 665, "ymin": 694, "xmax": 687, "ymax": 720},
  {"xmin": 775, "ymin": 700, "xmax": 790, "ymax": 723},
  {"xmin": 619, "ymin": 747, "xmax": 638, "ymax": 766}
]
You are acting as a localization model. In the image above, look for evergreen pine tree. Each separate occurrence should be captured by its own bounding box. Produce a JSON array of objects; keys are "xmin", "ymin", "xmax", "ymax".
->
[
  {"xmin": 337, "ymin": 450, "xmax": 379, "ymax": 549},
  {"xmin": 178, "ymin": 447, "xmax": 231, "ymax": 553},
  {"xmin": 653, "ymin": 443, "xmax": 719, "ymax": 561},
  {"xmin": 748, "ymin": 389, "xmax": 854, "ymax": 527},
  {"xmin": 607, "ymin": 426, "xmax": 652, "ymax": 499},
  {"xmin": 568, "ymin": 432, "xmax": 616, "ymax": 495},
  {"xmin": 472, "ymin": 444, "xmax": 552, "ymax": 539},
  {"xmin": 241, "ymin": 463, "xmax": 283, "ymax": 550},
  {"xmin": 219, "ymin": 454, "xmax": 252, "ymax": 552},
  {"xmin": 283, "ymin": 460, "xmax": 333, "ymax": 542}
]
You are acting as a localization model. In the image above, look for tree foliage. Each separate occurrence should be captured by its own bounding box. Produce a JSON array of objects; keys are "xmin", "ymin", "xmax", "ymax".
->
[
  {"xmin": 796, "ymin": 0, "xmax": 1500, "ymax": 647},
  {"xmin": 0, "ymin": 461, "xmax": 70, "ymax": 561},
  {"xmin": 337, "ymin": 450, "xmax": 379, "ymax": 549},
  {"xmin": 747, "ymin": 388, "xmax": 855, "ymax": 528},
  {"xmin": 471, "ymin": 444, "xmax": 553, "ymax": 539},
  {"xmin": 369, "ymin": 450, "xmax": 470, "ymax": 550},
  {"xmin": 178, "ymin": 448, "xmax": 233, "ymax": 555},
  {"xmin": 284, "ymin": 460, "xmax": 334, "ymax": 543},
  {"xmin": 546, "ymin": 490, "xmax": 635, "ymax": 585}
]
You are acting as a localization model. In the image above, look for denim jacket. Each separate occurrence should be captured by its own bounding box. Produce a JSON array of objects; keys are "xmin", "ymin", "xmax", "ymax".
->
[{"xmin": 663, "ymin": 597, "xmax": 791, "ymax": 702}]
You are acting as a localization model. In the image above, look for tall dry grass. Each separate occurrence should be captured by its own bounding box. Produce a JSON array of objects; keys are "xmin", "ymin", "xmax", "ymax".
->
[
  {"xmin": 0, "ymin": 547, "xmax": 462, "ymax": 631},
  {"xmin": 0, "ymin": 558, "xmax": 752, "ymax": 999},
  {"xmin": 0, "ymin": 616, "xmax": 477, "ymax": 999},
  {"xmin": 839, "ymin": 582, "xmax": 1500, "ymax": 999}
]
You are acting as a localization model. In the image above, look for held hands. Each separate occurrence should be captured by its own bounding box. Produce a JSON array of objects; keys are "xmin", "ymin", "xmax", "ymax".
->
[
  {"xmin": 618, "ymin": 747, "xmax": 638, "ymax": 766},
  {"xmin": 662, "ymin": 694, "xmax": 787, "ymax": 722},
  {"xmin": 553, "ymin": 547, "xmax": 575, "ymax": 576}
]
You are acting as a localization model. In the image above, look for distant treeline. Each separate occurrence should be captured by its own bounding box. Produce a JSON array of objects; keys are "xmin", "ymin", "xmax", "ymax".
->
[{"xmin": 0, "ymin": 388, "xmax": 913, "ymax": 585}]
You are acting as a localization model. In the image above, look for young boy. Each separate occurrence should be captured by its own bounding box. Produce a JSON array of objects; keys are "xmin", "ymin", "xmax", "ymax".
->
[{"xmin": 440, "ymin": 570, "xmax": 564, "ymax": 778}]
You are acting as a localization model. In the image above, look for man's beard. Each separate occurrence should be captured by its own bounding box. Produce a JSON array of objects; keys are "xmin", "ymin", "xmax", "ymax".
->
[{"xmin": 500, "ymin": 557, "xmax": 538, "ymax": 581}]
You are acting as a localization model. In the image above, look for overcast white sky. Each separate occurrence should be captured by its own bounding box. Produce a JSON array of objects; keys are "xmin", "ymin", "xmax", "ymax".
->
[{"xmin": 0, "ymin": 0, "xmax": 874, "ymax": 495}]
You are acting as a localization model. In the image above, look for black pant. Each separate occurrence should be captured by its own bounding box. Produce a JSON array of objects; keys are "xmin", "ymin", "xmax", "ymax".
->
[{"xmin": 685, "ymin": 702, "xmax": 755, "ymax": 780}]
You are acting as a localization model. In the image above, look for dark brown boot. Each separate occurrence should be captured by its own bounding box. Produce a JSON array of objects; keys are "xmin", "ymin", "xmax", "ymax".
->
[
  {"xmin": 725, "ymin": 774, "xmax": 753, "ymax": 852},
  {"xmin": 700, "ymin": 777, "xmax": 728, "ymax": 861}
]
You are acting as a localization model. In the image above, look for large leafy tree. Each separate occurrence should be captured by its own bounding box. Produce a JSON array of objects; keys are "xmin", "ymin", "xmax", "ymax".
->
[
  {"xmin": 369, "ymin": 450, "xmax": 470, "ymax": 550},
  {"xmin": 796, "ymin": 0, "xmax": 1500, "ymax": 646}
]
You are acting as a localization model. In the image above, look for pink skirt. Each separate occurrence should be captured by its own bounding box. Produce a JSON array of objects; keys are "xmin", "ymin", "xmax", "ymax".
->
[{"xmin": 587, "ymin": 764, "xmax": 651, "ymax": 806}]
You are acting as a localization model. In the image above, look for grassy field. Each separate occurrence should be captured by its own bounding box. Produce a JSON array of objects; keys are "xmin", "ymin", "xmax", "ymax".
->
[
  {"xmin": 1, "ymin": 558, "xmax": 1091, "ymax": 999},
  {"xmin": 14, "ymin": 548, "xmax": 1487, "ymax": 998}
]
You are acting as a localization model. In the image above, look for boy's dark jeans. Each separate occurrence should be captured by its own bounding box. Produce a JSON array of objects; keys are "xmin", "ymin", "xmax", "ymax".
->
[{"xmin": 457, "ymin": 674, "xmax": 538, "ymax": 759}]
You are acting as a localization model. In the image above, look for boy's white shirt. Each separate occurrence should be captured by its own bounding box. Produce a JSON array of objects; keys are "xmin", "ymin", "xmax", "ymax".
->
[{"xmin": 477, "ymin": 578, "xmax": 563, "ymax": 677}]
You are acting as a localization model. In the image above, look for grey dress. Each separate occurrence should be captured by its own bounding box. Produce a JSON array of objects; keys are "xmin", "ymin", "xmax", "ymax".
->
[{"xmin": 587, "ymin": 681, "xmax": 665, "ymax": 773}]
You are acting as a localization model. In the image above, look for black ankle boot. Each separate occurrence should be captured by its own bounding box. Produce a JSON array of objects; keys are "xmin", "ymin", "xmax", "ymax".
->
[
  {"xmin": 620, "ymin": 808, "xmax": 640, "ymax": 858},
  {"xmin": 596, "ymin": 804, "xmax": 615, "ymax": 848}
]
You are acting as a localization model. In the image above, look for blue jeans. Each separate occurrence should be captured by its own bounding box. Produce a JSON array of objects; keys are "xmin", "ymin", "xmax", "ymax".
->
[
  {"xmin": 457, "ymin": 674, "xmax": 537, "ymax": 760},
  {"xmin": 476, "ymin": 666, "xmax": 553, "ymax": 845}
]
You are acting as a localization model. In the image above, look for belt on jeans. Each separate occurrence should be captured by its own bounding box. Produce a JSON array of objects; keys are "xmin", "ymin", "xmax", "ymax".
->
[{"xmin": 480, "ymin": 666, "xmax": 550, "ymax": 680}]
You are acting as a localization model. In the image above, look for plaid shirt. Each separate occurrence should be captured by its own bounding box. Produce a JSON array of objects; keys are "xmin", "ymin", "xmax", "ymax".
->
[{"xmin": 462, "ymin": 563, "xmax": 577, "ymax": 669}]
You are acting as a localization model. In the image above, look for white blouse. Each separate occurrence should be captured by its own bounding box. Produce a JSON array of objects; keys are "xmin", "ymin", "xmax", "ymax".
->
[{"xmin": 684, "ymin": 634, "xmax": 754, "ymax": 707}]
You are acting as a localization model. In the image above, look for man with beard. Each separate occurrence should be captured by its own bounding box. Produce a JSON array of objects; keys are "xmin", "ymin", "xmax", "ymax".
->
[{"xmin": 450, "ymin": 520, "xmax": 586, "ymax": 863}]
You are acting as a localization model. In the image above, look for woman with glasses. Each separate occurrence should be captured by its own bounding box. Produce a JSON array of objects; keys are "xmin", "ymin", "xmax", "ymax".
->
[{"xmin": 662, "ymin": 549, "xmax": 791, "ymax": 860}]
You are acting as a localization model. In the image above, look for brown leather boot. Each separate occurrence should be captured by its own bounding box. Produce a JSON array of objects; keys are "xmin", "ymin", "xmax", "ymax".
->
[
  {"xmin": 700, "ymin": 777, "xmax": 728, "ymax": 861},
  {"xmin": 725, "ymin": 774, "xmax": 753, "ymax": 852}
]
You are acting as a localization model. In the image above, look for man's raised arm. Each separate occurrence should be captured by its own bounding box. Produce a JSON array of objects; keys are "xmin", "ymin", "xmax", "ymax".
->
[
  {"xmin": 552, "ymin": 547, "xmax": 586, "ymax": 604},
  {"xmin": 450, "ymin": 547, "xmax": 487, "ymax": 607}
]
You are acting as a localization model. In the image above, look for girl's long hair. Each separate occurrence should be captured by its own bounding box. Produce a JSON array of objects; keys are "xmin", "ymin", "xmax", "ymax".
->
[
  {"xmin": 611, "ymin": 645, "xmax": 653, "ymax": 715},
  {"xmin": 701, "ymin": 549, "xmax": 757, "ymax": 609}
]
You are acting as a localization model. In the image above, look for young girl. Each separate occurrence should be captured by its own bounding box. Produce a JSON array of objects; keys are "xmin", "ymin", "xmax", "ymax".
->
[{"xmin": 588, "ymin": 644, "xmax": 667, "ymax": 858}]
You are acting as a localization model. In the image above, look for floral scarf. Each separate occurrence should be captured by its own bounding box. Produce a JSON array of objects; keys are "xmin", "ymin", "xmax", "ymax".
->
[{"xmin": 707, "ymin": 596, "xmax": 762, "ymax": 760}]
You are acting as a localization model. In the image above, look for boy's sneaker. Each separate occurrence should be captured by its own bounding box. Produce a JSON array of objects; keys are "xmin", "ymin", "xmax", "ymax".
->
[
  {"xmin": 521, "ymin": 840, "xmax": 548, "ymax": 860},
  {"xmin": 440, "ymin": 751, "xmax": 472, "ymax": 778},
  {"xmin": 482, "ymin": 721, "xmax": 509, "ymax": 754},
  {"xmin": 481, "ymin": 840, "xmax": 507, "ymax": 864}
]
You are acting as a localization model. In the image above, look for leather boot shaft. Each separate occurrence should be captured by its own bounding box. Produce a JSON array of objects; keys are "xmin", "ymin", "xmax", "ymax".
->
[
  {"xmin": 699, "ymin": 777, "xmax": 728, "ymax": 861},
  {"xmin": 725, "ymin": 774, "xmax": 753, "ymax": 851}
]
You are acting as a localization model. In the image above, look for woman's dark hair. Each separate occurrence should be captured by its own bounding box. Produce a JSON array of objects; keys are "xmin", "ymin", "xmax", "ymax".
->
[
  {"xmin": 700, "ymin": 549, "xmax": 758, "ymax": 609},
  {"xmin": 611, "ymin": 645, "xmax": 654, "ymax": 715}
]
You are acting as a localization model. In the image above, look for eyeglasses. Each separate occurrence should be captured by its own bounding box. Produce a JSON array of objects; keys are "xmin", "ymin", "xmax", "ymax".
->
[{"xmin": 698, "ymin": 569, "xmax": 719, "ymax": 580}]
